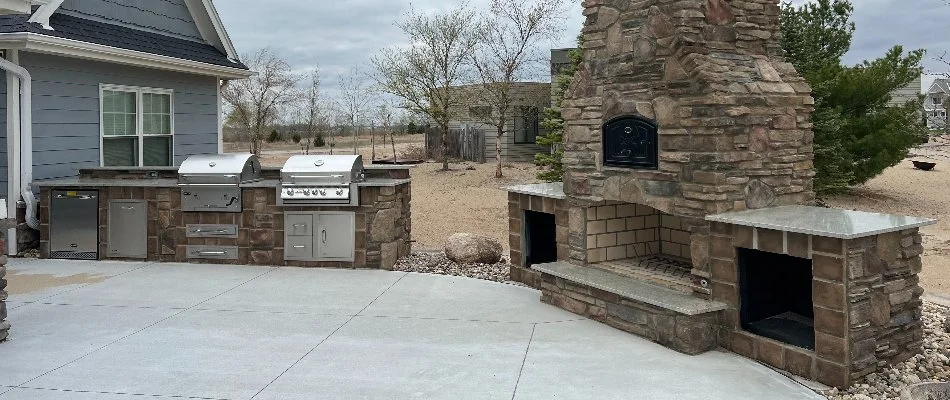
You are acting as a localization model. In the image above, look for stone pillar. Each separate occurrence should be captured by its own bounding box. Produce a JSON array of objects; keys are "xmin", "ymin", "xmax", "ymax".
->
[{"xmin": 0, "ymin": 222, "xmax": 12, "ymax": 342}]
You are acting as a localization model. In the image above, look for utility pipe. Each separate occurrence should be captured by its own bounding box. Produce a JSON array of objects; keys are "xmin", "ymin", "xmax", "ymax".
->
[{"xmin": 0, "ymin": 56, "xmax": 39, "ymax": 231}]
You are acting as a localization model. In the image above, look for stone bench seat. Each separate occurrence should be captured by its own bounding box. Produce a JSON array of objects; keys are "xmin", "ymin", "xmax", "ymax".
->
[
  {"xmin": 534, "ymin": 261, "xmax": 728, "ymax": 355},
  {"xmin": 535, "ymin": 261, "xmax": 726, "ymax": 316}
]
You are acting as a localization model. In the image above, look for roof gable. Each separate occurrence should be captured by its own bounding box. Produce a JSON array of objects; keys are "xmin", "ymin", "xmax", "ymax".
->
[{"xmin": 56, "ymin": 0, "xmax": 205, "ymax": 42}]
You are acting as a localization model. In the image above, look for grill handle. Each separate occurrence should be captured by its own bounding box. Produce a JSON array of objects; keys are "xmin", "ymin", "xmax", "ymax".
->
[
  {"xmin": 322, "ymin": 230, "xmax": 327, "ymax": 244},
  {"xmin": 192, "ymin": 229, "xmax": 231, "ymax": 234},
  {"xmin": 178, "ymin": 183, "xmax": 240, "ymax": 187},
  {"xmin": 197, "ymin": 251, "xmax": 228, "ymax": 256}
]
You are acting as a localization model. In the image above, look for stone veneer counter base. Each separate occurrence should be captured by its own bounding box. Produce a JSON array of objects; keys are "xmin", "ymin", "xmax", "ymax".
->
[{"xmin": 708, "ymin": 206, "xmax": 937, "ymax": 239}]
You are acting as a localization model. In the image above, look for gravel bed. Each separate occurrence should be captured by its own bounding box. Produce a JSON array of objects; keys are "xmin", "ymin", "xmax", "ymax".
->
[
  {"xmin": 825, "ymin": 302, "xmax": 950, "ymax": 400},
  {"xmin": 393, "ymin": 252, "xmax": 512, "ymax": 283}
]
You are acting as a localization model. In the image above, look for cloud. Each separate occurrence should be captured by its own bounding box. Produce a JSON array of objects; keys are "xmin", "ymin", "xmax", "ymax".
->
[
  {"xmin": 216, "ymin": 0, "xmax": 585, "ymax": 100},
  {"xmin": 215, "ymin": 0, "xmax": 950, "ymax": 99}
]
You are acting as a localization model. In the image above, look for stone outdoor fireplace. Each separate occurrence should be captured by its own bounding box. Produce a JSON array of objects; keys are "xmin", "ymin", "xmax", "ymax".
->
[{"xmin": 506, "ymin": 0, "xmax": 936, "ymax": 389}]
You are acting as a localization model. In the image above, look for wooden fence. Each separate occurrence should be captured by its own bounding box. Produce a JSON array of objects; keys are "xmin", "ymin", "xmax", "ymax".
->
[{"xmin": 425, "ymin": 126, "xmax": 487, "ymax": 163}]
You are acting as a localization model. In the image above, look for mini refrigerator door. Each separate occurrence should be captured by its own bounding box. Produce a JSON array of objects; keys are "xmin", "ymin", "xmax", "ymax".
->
[{"xmin": 50, "ymin": 190, "xmax": 100, "ymax": 260}]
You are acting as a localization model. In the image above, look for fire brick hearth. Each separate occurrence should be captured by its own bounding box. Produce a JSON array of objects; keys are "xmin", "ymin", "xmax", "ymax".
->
[{"xmin": 506, "ymin": 0, "xmax": 939, "ymax": 390}]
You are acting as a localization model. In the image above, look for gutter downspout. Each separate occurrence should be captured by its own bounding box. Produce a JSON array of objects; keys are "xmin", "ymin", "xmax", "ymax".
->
[{"xmin": 0, "ymin": 56, "xmax": 39, "ymax": 231}]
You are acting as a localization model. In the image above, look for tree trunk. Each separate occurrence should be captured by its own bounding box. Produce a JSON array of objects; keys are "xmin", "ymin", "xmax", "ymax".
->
[
  {"xmin": 495, "ymin": 127, "xmax": 504, "ymax": 178},
  {"xmin": 391, "ymin": 133, "xmax": 398, "ymax": 162},
  {"xmin": 371, "ymin": 126, "xmax": 376, "ymax": 160},
  {"xmin": 440, "ymin": 123, "xmax": 449, "ymax": 171}
]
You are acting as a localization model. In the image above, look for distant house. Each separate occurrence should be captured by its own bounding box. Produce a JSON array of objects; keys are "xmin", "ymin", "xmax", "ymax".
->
[
  {"xmin": 888, "ymin": 75, "xmax": 921, "ymax": 108},
  {"xmin": 0, "ymin": 0, "xmax": 252, "ymax": 207},
  {"xmin": 924, "ymin": 78, "xmax": 949, "ymax": 130},
  {"xmin": 446, "ymin": 82, "xmax": 551, "ymax": 163}
]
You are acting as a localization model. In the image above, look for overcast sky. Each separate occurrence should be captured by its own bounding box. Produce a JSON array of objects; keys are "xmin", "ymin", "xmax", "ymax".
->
[{"xmin": 215, "ymin": 0, "xmax": 950, "ymax": 97}]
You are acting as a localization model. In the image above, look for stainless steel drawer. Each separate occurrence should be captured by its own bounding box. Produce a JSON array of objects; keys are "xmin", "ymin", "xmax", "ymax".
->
[
  {"xmin": 285, "ymin": 214, "xmax": 313, "ymax": 236},
  {"xmin": 284, "ymin": 236, "xmax": 314, "ymax": 261},
  {"xmin": 186, "ymin": 246, "xmax": 239, "ymax": 260},
  {"xmin": 186, "ymin": 224, "xmax": 239, "ymax": 238}
]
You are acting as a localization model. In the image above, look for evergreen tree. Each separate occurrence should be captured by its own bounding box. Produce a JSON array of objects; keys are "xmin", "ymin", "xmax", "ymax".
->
[
  {"xmin": 780, "ymin": 0, "xmax": 927, "ymax": 193},
  {"xmin": 536, "ymin": 38, "xmax": 583, "ymax": 182}
]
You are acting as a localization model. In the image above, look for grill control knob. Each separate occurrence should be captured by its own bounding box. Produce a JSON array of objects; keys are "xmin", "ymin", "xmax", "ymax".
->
[
  {"xmin": 319, "ymin": 189, "xmax": 327, "ymax": 196},
  {"xmin": 302, "ymin": 189, "xmax": 311, "ymax": 196},
  {"xmin": 336, "ymin": 189, "xmax": 344, "ymax": 196},
  {"xmin": 286, "ymin": 189, "xmax": 295, "ymax": 196}
]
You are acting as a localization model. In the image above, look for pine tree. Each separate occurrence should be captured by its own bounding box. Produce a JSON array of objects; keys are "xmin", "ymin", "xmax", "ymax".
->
[
  {"xmin": 536, "ymin": 39, "xmax": 583, "ymax": 182},
  {"xmin": 780, "ymin": 0, "xmax": 928, "ymax": 193}
]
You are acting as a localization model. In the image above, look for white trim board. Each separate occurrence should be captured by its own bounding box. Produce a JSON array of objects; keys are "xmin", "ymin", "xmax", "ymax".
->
[
  {"xmin": 0, "ymin": 33, "xmax": 253, "ymax": 79},
  {"xmin": 184, "ymin": 0, "xmax": 239, "ymax": 61}
]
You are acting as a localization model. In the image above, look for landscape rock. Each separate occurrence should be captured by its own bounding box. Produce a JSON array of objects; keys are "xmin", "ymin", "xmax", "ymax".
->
[
  {"xmin": 444, "ymin": 233, "xmax": 503, "ymax": 264},
  {"xmin": 825, "ymin": 302, "xmax": 950, "ymax": 400},
  {"xmin": 393, "ymin": 252, "xmax": 511, "ymax": 283}
]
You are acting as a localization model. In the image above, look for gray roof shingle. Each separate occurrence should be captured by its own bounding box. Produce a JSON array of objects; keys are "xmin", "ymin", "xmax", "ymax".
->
[{"xmin": 0, "ymin": 13, "xmax": 248, "ymax": 70}]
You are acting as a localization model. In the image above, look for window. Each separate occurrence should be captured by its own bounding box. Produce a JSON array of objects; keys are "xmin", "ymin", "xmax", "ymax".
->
[
  {"xmin": 934, "ymin": 95, "xmax": 945, "ymax": 107},
  {"xmin": 514, "ymin": 106, "xmax": 540, "ymax": 144},
  {"xmin": 101, "ymin": 85, "xmax": 173, "ymax": 167}
]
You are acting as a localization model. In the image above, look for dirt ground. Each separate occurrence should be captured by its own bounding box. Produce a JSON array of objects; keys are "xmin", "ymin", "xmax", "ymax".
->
[
  {"xmin": 408, "ymin": 162, "xmax": 541, "ymax": 251},
  {"xmin": 824, "ymin": 142, "xmax": 950, "ymax": 294}
]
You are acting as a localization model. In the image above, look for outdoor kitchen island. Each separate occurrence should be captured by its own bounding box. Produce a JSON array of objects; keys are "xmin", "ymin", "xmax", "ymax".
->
[{"xmin": 34, "ymin": 155, "xmax": 411, "ymax": 270}]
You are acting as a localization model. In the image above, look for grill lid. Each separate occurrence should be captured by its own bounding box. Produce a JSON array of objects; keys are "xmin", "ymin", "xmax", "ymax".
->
[
  {"xmin": 178, "ymin": 154, "xmax": 262, "ymax": 186},
  {"xmin": 280, "ymin": 155, "xmax": 364, "ymax": 186}
]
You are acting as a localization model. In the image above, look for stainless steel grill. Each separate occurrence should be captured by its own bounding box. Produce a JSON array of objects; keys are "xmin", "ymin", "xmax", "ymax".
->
[
  {"xmin": 178, "ymin": 154, "xmax": 262, "ymax": 212},
  {"xmin": 278, "ymin": 155, "xmax": 364, "ymax": 206}
]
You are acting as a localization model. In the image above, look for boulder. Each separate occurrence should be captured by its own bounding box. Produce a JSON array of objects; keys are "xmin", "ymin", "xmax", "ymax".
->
[{"xmin": 444, "ymin": 233, "xmax": 503, "ymax": 265}]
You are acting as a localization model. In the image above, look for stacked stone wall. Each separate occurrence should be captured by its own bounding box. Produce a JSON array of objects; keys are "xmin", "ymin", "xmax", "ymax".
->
[
  {"xmin": 845, "ymin": 229, "xmax": 925, "ymax": 383},
  {"xmin": 38, "ymin": 181, "xmax": 411, "ymax": 270},
  {"xmin": 541, "ymin": 273, "xmax": 720, "ymax": 355},
  {"xmin": 508, "ymin": 193, "xmax": 569, "ymax": 288},
  {"xmin": 561, "ymin": 0, "xmax": 816, "ymax": 278}
]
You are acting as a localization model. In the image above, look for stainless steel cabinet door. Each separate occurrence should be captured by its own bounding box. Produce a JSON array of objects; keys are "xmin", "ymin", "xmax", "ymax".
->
[
  {"xmin": 108, "ymin": 200, "xmax": 147, "ymax": 259},
  {"xmin": 316, "ymin": 212, "xmax": 355, "ymax": 261}
]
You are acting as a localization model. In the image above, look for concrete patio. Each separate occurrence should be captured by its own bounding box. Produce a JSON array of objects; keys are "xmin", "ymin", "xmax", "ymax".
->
[{"xmin": 0, "ymin": 259, "xmax": 822, "ymax": 400}]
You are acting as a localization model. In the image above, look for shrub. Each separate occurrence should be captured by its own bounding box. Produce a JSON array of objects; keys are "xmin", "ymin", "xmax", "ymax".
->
[
  {"xmin": 291, "ymin": 133, "xmax": 302, "ymax": 144},
  {"xmin": 314, "ymin": 134, "xmax": 326, "ymax": 147},
  {"xmin": 266, "ymin": 129, "xmax": 281, "ymax": 143}
]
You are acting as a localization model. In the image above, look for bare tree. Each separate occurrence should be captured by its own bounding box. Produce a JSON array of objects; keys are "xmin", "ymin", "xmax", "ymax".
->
[
  {"xmin": 374, "ymin": 103, "xmax": 396, "ymax": 161},
  {"xmin": 472, "ymin": 0, "xmax": 567, "ymax": 177},
  {"xmin": 298, "ymin": 68, "xmax": 323, "ymax": 154},
  {"xmin": 373, "ymin": 3, "xmax": 479, "ymax": 171},
  {"xmin": 221, "ymin": 48, "xmax": 299, "ymax": 155},
  {"xmin": 338, "ymin": 67, "xmax": 375, "ymax": 156}
]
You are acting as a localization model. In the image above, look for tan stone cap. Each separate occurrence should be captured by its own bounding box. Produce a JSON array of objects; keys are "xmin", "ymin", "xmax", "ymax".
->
[{"xmin": 707, "ymin": 206, "xmax": 937, "ymax": 240}]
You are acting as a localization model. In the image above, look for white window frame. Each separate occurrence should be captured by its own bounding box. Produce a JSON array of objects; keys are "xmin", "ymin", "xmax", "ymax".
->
[{"xmin": 99, "ymin": 84, "xmax": 175, "ymax": 167}]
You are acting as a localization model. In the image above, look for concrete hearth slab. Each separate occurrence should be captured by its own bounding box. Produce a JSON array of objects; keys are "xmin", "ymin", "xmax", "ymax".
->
[{"xmin": 0, "ymin": 260, "xmax": 823, "ymax": 400}]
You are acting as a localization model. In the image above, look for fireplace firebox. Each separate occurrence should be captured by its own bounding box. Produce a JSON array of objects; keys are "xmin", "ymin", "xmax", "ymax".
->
[
  {"xmin": 739, "ymin": 248, "xmax": 815, "ymax": 350},
  {"xmin": 524, "ymin": 210, "xmax": 557, "ymax": 268},
  {"xmin": 602, "ymin": 116, "xmax": 658, "ymax": 170}
]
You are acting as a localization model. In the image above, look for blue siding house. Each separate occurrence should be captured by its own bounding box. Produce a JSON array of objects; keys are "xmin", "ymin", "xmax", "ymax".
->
[{"xmin": 0, "ymin": 0, "xmax": 251, "ymax": 245}]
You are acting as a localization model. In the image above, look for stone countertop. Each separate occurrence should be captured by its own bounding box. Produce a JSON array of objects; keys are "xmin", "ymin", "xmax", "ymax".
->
[
  {"xmin": 707, "ymin": 205, "xmax": 938, "ymax": 240},
  {"xmin": 35, "ymin": 177, "xmax": 412, "ymax": 189},
  {"xmin": 534, "ymin": 261, "xmax": 728, "ymax": 316},
  {"xmin": 34, "ymin": 178, "xmax": 180, "ymax": 188},
  {"xmin": 505, "ymin": 183, "xmax": 566, "ymax": 200}
]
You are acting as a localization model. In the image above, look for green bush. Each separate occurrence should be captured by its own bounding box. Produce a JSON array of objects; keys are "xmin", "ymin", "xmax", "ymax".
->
[
  {"xmin": 291, "ymin": 133, "xmax": 302, "ymax": 144},
  {"xmin": 266, "ymin": 129, "xmax": 281, "ymax": 143},
  {"xmin": 314, "ymin": 134, "xmax": 326, "ymax": 147}
]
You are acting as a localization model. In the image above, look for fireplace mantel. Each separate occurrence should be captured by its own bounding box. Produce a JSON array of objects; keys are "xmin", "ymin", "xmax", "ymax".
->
[{"xmin": 707, "ymin": 206, "xmax": 936, "ymax": 240}]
